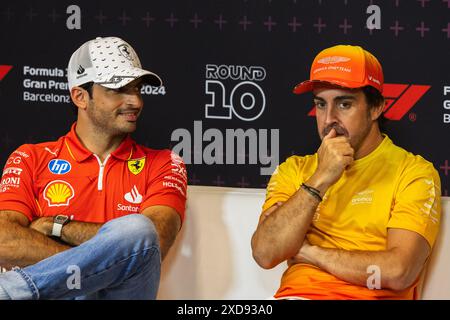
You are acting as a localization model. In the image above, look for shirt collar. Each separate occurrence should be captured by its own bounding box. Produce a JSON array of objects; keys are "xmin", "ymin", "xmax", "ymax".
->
[
  {"xmin": 64, "ymin": 122, "xmax": 135, "ymax": 162},
  {"xmin": 111, "ymin": 135, "xmax": 135, "ymax": 161},
  {"xmin": 350, "ymin": 134, "xmax": 392, "ymax": 169}
]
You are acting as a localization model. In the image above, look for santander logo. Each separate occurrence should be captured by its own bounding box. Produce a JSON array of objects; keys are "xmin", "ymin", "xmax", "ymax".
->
[{"xmin": 124, "ymin": 185, "xmax": 143, "ymax": 204}]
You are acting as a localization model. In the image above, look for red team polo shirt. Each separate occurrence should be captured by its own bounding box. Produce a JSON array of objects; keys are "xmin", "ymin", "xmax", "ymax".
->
[{"xmin": 0, "ymin": 123, "xmax": 187, "ymax": 224}]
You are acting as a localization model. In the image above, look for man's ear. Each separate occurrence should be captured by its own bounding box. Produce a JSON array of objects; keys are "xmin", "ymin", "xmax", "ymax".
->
[
  {"xmin": 70, "ymin": 86, "xmax": 90, "ymax": 110},
  {"xmin": 371, "ymin": 100, "xmax": 386, "ymax": 121}
]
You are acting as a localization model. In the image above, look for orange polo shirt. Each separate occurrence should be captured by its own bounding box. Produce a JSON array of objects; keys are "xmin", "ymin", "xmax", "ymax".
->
[{"xmin": 0, "ymin": 123, "xmax": 187, "ymax": 223}]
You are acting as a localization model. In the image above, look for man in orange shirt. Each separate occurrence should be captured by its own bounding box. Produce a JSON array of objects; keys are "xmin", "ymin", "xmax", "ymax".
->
[
  {"xmin": 0, "ymin": 37, "xmax": 187, "ymax": 299},
  {"xmin": 251, "ymin": 45, "xmax": 441, "ymax": 299}
]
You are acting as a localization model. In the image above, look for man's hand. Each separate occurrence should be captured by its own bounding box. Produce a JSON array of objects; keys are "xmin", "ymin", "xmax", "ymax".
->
[
  {"xmin": 309, "ymin": 128, "xmax": 354, "ymax": 193},
  {"xmin": 29, "ymin": 217, "xmax": 53, "ymax": 236},
  {"xmin": 287, "ymin": 239, "xmax": 316, "ymax": 267}
]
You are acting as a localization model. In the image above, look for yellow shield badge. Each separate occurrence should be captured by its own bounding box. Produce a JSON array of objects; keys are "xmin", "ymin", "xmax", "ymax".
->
[{"xmin": 127, "ymin": 158, "xmax": 146, "ymax": 175}]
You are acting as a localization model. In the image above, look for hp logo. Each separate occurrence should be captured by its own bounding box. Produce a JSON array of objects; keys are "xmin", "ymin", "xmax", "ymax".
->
[{"xmin": 48, "ymin": 159, "xmax": 72, "ymax": 175}]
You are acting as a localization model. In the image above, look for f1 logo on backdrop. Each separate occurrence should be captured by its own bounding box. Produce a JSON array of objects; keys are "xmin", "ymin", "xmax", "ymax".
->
[
  {"xmin": 0, "ymin": 65, "xmax": 13, "ymax": 81},
  {"xmin": 382, "ymin": 84, "xmax": 431, "ymax": 120},
  {"xmin": 308, "ymin": 84, "xmax": 431, "ymax": 121}
]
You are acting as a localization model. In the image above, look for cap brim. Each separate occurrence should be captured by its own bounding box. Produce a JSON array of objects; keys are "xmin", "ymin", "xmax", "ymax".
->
[
  {"xmin": 96, "ymin": 67, "xmax": 163, "ymax": 89},
  {"xmin": 140, "ymin": 71, "xmax": 163, "ymax": 87},
  {"xmin": 293, "ymin": 80, "xmax": 314, "ymax": 95},
  {"xmin": 293, "ymin": 79, "xmax": 365, "ymax": 95}
]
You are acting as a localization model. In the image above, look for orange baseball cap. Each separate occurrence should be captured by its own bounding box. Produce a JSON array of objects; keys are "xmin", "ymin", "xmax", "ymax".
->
[{"xmin": 293, "ymin": 45, "xmax": 384, "ymax": 94}]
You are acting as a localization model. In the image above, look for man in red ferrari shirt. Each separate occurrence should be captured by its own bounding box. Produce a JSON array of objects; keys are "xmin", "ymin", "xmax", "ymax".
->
[{"xmin": 0, "ymin": 36, "xmax": 187, "ymax": 299}]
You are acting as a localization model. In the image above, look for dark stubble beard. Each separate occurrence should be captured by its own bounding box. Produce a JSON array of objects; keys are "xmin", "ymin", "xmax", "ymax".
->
[
  {"xmin": 86, "ymin": 101, "xmax": 136, "ymax": 137},
  {"xmin": 321, "ymin": 112, "xmax": 373, "ymax": 154}
]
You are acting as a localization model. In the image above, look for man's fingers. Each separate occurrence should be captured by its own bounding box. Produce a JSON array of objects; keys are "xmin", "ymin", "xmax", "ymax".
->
[
  {"xmin": 344, "ymin": 148, "xmax": 354, "ymax": 157},
  {"xmin": 343, "ymin": 155, "xmax": 354, "ymax": 168},
  {"xmin": 322, "ymin": 136, "xmax": 350, "ymax": 151},
  {"xmin": 325, "ymin": 141, "xmax": 354, "ymax": 157},
  {"xmin": 323, "ymin": 128, "xmax": 336, "ymax": 140},
  {"xmin": 338, "ymin": 145, "xmax": 355, "ymax": 157}
]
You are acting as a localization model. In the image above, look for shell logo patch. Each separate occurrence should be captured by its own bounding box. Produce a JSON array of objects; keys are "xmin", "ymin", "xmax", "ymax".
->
[
  {"xmin": 43, "ymin": 180, "xmax": 75, "ymax": 207},
  {"xmin": 128, "ymin": 158, "xmax": 145, "ymax": 175}
]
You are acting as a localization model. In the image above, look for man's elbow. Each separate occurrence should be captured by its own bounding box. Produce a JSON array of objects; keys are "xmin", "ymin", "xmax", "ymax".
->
[
  {"xmin": 385, "ymin": 265, "xmax": 418, "ymax": 291},
  {"xmin": 251, "ymin": 234, "xmax": 278, "ymax": 270},
  {"xmin": 252, "ymin": 251, "xmax": 277, "ymax": 270}
]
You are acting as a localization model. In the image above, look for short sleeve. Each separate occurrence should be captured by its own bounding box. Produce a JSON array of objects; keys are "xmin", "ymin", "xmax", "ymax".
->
[
  {"xmin": 387, "ymin": 160, "xmax": 441, "ymax": 248},
  {"xmin": 0, "ymin": 145, "xmax": 39, "ymax": 221},
  {"xmin": 262, "ymin": 156, "xmax": 303, "ymax": 212},
  {"xmin": 140, "ymin": 150, "xmax": 188, "ymax": 222}
]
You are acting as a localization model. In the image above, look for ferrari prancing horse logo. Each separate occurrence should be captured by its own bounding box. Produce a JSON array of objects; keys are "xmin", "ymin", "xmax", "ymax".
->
[{"xmin": 128, "ymin": 158, "xmax": 145, "ymax": 175}]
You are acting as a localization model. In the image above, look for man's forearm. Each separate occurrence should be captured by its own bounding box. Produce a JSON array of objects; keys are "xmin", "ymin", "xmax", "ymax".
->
[
  {"xmin": 251, "ymin": 186, "xmax": 321, "ymax": 269},
  {"xmin": 302, "ymin": 245, "xmax": 421, "ymax": 291},
  {"xmin": 61, "ymin": 221, "xmax": 103, "ymax": 246},
  {"xmin": 0, "ymin": 220, "xmax": 71, "ymax": 268}
]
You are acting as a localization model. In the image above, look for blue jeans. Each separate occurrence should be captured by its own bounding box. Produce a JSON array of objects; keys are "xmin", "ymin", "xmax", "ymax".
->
[{"xmin": 0, "ymin": 214, "xmax": 161, "ymax": 300}]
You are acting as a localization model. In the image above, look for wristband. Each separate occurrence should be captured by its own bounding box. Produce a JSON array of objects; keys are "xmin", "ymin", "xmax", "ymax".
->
[{"xmin": 301, "ymin": 183, "xmax": 323, "ymax": 202}]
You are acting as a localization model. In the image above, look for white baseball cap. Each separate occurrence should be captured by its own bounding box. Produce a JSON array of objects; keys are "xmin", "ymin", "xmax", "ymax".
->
[{"xmin": 67, "ymin": 36, "xmax": 162, "ymax": 91}]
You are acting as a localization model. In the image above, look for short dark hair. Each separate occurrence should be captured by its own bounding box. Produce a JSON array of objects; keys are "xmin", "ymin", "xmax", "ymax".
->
[
  {"xmin": 362, "ymin": 85, "xmax": 387, "ymax": 131},
  {"xmin": 70, "ymin": 82, "xmax": 94, "ymax": 116}
]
